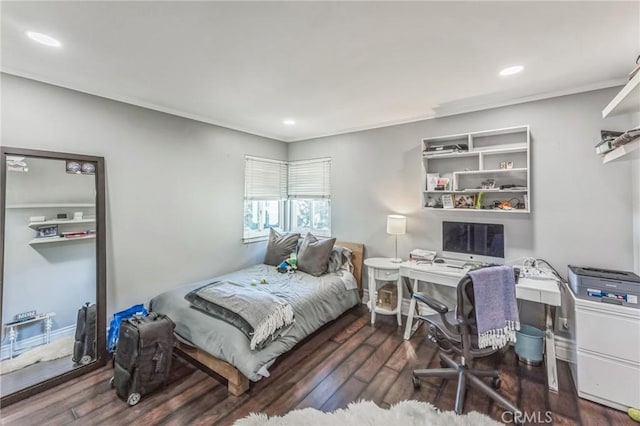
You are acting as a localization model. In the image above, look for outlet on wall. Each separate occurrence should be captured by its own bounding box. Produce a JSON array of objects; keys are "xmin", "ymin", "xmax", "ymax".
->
[{"xmin": 558, "ymin": 317, "xmax": 569, "ymax": 331}]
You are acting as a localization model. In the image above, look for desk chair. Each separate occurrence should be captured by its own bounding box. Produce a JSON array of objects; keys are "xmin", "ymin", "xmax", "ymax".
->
[{"xmin": 411, "ymin": 270, "xmax": 522, "ymax": 418}]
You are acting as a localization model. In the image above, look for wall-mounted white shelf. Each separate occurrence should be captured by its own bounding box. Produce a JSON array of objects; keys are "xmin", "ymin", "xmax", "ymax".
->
[
  {"xmin": 422, "ymin": 125, "xmax": 530, "ymax": 213},
  {"xmin": 29, "ymin": 217, "xmax": 96, "ymax": 229},
  {"xmin": 422, "ymin": 144, "xmax": 528, "ymax": 160},
  {"xmin": 429, "ymin": 208, "xmax": 530, "ymax": 214},
  {"xmin": 425, "ymin": 188, "xmax": 527, "ymax": 194},
  {"xmin": 602, "ymin": 72, "xmax": 640, "ymax": 118},
  {"xmin": 29, "ymin": 234, "xmax": 96, "ymax": 245},
  {"xmin": 602, "ymin": 138, "xmax": 640, "ymax": 164},
  {"xmin": 28, "ymin": 218, "xmax": 96, "ymax": 229},
  {"xmin": 7, "ymin": 203, "xmax": 95, "ymax": 209},
  {"xmin": 453, "ymin": 168, "xmax": 527, "ymax": 176}
]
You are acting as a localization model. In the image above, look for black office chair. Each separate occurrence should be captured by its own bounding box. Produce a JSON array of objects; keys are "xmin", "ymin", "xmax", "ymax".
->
[{"xmin": 411, "ymin": 270, "xmax": 522, "ymax": 418}]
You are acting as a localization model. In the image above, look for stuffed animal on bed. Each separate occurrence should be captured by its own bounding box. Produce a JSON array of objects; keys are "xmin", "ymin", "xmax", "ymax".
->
[{"xmin": 277, "ymin": 258, "xmax": 297, "ymax": 274}]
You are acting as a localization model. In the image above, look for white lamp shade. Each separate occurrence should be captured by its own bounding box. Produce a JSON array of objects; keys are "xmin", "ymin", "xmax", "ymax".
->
[{"xmin": 386, "ymin": 215, "xmax": 406, "ymax": 235}]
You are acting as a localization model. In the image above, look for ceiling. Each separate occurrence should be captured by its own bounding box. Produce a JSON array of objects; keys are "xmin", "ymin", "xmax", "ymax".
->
[{"xmin": 1, "ymin": 1, "xmax": 638, "ymax": 142}]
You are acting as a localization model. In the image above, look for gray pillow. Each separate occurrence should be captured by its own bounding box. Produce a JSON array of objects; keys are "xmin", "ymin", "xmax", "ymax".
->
[
  {"xmin": 263, "ymin": 228, "xmax": 300, "ymax": 266},
  {"xmin": 297, "ymin": 233, "xmax": 336, "ymax": 277},
  {"xmin": 327, "ymin": 246, "xmax": 353, "ymax": 273}
]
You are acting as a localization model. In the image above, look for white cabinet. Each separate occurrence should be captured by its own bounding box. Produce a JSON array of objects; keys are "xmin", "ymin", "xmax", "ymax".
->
[
  {"xmin": 364, "ymin": 258, "xmax": 403, "ymax": 327},
  {"xmin": 568, "ymin": 292, "xmax": 640, "ymax": 411},
  {"xmin": 422, "ymin": 125, "xmax": 531, "ymax": 213}
]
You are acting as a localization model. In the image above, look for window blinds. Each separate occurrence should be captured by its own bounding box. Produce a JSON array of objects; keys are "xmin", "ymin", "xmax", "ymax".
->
[
  {"xmin": 288, "ymin": 158, "xmax": 331, "ymax": 199},
  {"xmin": 244, "ymin": 156, "xmax": 288, "ymax": 200}
]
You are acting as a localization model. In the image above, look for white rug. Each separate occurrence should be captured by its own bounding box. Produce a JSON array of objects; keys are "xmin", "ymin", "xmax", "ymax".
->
[
  {"xmin": 234, "ymin": 400, "xmax": 501, "ymax": 426},
  {"xmin": 0, "ymin": 335, "xmax": 74, "ymax": 375}
]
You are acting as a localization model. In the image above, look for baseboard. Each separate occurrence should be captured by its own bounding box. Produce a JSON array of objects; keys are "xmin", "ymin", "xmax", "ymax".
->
[
  {"xmin": 1, "ymin": 325, "xmax": 76, "ymax": 360},
  {"xmin": 363, "ymin": 289, "xmax": 576, "ymax": 360},
  {"xmin": 554, "ymin": 335, "xmax": 573, "ymax": 362}
]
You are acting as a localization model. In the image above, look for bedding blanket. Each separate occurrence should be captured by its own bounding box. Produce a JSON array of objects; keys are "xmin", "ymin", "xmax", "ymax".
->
[
  {"xmin": 150, "ymin": 264, "xmax": 360, "ymax": 381},
  {"xmin": 185, "ymin": 281, "xmax": 295, "ymax": 350}
]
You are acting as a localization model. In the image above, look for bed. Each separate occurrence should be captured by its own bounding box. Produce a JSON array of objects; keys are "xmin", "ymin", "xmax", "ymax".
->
[{"xmin": 149, "ymin": 241, "xmax": 363, "ymax": 395}]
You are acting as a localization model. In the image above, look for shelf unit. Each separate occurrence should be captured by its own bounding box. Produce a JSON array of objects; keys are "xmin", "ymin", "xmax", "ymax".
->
[
  {"xmin": 6, "ymin": 203, "xmax": 95, "ymax": 209},
  {"xmin": 422, "ymin": 125, "xmax": 530, "ymax": 213},
  {"xmin": 28, "ymin": 218, "xmax": 96, "ymax": 229},
  {"xmin": 602, "ymin": 71, "xmax": 640, "ymax": 119},
  {"xmin": 26, "ymin": 209, "xmax": 96, "ymax": 247},
  {"xmin": 29, "ymin": 234, "xmax": 96, "ymax": 245},
  {"xmin": 600, "ymin": 72, "xmax": 640, "ymax": 164}
]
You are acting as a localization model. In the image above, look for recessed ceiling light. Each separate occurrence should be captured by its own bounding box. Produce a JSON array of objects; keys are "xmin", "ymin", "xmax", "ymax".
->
[
  {"xmin": 26, "ymin": 31, "xmax": 62, "ymax": 47},
  {"xmin": 499, "ymin": 65, "xmax": 524, "ymax": 76},
  {"xmin": 283, "ymin": 119, "xmax": 296, "ymax": 126}
]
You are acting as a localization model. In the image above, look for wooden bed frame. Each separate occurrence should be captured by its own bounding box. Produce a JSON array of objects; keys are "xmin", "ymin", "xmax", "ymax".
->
[{"xmin": 174, "ymin": 241, "xmax": 364, "ymax": 396}]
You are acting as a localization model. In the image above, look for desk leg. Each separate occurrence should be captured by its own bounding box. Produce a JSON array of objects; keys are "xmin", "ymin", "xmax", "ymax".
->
[
  {"xmin": 368, "ymin": 269, "xmax": 376, "ymax": 325},
  {"xmin": 545, "ymin": 305, "xmax": 559, "ymax": 393},
  {"xmin": 396, "ymin": 276, "xmax": 402, "ymax": 326},
  {"xmin": 404, "ymin": 278, "xmax": 418, "ymax": 340}
]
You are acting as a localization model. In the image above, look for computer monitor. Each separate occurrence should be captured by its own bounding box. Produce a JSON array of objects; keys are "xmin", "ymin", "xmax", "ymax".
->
[{"xmin": 442, "ymin": 221, "xmax": 505, "ymax": 264}]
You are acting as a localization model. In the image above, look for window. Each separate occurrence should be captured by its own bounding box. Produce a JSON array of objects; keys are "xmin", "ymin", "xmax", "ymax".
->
[
  {"xmin": 288, "ymin": 159, "xmax": 331, "ymax": 237},
  {"xmin": 243, "ymin": 156, "xmax": 331, "ymax": 241},
  {"xmin": 243, "ymin": 157, "xmax": 287, "ymax": 241}
]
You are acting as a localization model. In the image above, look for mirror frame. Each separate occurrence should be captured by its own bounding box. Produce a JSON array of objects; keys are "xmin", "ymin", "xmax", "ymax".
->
[{"xmin": 0, "ymin": 147, "xmax": 107, "ymax": 407}]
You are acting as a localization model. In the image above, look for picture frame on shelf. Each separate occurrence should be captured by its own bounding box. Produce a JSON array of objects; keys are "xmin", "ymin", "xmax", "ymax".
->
[
  {"xmin": 442, "ymin": 194, "xmax": 454, "ymax": 209},
  {"xmin": 426, "ymin": 173, "xmax": 439, "ymax": 191},
  {"xmin": 36, "ymin": 225, "xmax": 58, "ymax": 238},
  {"xmin": 454, "ymin": 194, "xmax": 476, "ymax": 209}
]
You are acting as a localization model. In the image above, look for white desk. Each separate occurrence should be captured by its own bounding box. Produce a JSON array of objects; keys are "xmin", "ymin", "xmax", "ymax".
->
[{"xmin": 400, "ymin": 261, "xmax": 561, "ymax": 392}]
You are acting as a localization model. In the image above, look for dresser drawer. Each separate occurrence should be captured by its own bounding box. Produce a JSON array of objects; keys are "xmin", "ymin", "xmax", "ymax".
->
[
  {"xmin": 576, "ymin": 307, "xmax": 640, "ymax": 362},
  {"xmin": 577, "ymin": 350, "xmax": 640, "ymax": 409},
  {"xmin": 375, "ymin": 269, "xmax": 399, "ymax": 281}
]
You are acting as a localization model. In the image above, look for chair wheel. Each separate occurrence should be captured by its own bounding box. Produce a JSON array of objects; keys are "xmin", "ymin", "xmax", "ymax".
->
[
  {"xmin": 492, "ymin": 377, "xmax": 501, "ymax": 389},
  {"xmin": 109, "ymin": 377, "xmax": 115, "ymax": 388},
  {"xmin": 127, "ymin": 392, "xmax": 141, "ymax": 406},
  {"xmin": 412, "ymin": 375, "xmax": 421, "ymax": 389}
]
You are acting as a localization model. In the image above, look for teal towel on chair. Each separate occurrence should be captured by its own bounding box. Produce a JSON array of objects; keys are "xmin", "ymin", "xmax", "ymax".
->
[{"xmin": 468, "ymin": 266, "xmax": 520, "ymax": 349}]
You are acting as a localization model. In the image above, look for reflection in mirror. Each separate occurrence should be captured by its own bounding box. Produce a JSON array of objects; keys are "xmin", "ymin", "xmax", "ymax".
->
[{"xmin": 1, "ymin": 156, "xmax": 97, "ymax": 397}]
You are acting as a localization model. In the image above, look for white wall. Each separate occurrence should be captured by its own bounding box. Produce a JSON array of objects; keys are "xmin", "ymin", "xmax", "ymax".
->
[
  {"xmin": 632, "ymin": 111, "xmax": 640, "ymax": 275},
  {"xmin": 289, "ymin": 87, "xmax": 635, "ymax": 279},
  {"xmin": 1, "ymin": 73, "xmax": 287, "ymax": 317},
  {"xmin": 2, "ymin": 74, "xmax": 635, "ymax": 323}
]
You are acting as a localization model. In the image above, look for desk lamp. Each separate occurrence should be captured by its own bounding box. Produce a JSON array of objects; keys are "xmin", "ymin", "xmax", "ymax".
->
[{"xmin": 387, "ymin": 215, "xmax": 406, "ymax": 263}]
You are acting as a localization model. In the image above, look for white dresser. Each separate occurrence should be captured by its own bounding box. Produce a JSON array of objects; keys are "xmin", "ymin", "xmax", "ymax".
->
[{"xmin": 567, "ymin": 287, "xmax": 640, "ymax": 411}]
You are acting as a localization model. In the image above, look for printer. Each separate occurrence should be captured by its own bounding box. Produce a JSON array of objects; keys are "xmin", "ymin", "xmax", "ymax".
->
[{"xmin": 568, "ymin": 265, "xmax": 640, "ymax": 309}]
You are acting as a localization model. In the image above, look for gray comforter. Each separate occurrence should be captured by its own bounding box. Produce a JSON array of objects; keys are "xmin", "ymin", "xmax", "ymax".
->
[{"xmin": 150, "ymin": 264, "xmax": 360, "ymax": 381}]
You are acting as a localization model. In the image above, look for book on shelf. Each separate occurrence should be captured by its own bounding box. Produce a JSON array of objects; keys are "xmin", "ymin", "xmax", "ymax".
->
[
  {"xmin": 424, "ymin": 143, "xmax": 469, "ymax": 155},
  {"xmin": 61, "ymin": 231, "xmax": 96, "ymax": 239}
]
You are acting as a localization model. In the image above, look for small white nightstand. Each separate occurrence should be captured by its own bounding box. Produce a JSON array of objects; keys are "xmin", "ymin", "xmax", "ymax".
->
[{"xmin": 364, "ymin": 257, "xmax": 403, "ymax": 326}]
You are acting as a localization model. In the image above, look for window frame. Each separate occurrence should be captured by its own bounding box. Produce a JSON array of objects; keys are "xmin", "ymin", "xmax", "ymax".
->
[{"xmin": 242, "ymin": 156, "xmax": 332, "ymax": 243}]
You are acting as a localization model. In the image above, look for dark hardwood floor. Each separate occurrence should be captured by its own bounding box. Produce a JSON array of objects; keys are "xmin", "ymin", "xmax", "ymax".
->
[
  {"xmin": 1, "ymin": 355, "xmax": 76, "ymax": 396},
  {"xmin": 1, "ymin": 305, "xmax": 633, "ymax": 425}
]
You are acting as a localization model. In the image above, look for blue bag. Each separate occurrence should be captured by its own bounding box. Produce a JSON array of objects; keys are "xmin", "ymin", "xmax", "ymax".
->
[{"xmin": 107, "ymin": 304, "xmax": 148, "ymax": 353}]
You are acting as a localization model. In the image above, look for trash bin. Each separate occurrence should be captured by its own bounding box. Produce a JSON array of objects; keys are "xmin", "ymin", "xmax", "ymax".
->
[{"xmin": 515, "ymin": 324, "xmax": 545, "ymax": 366}]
